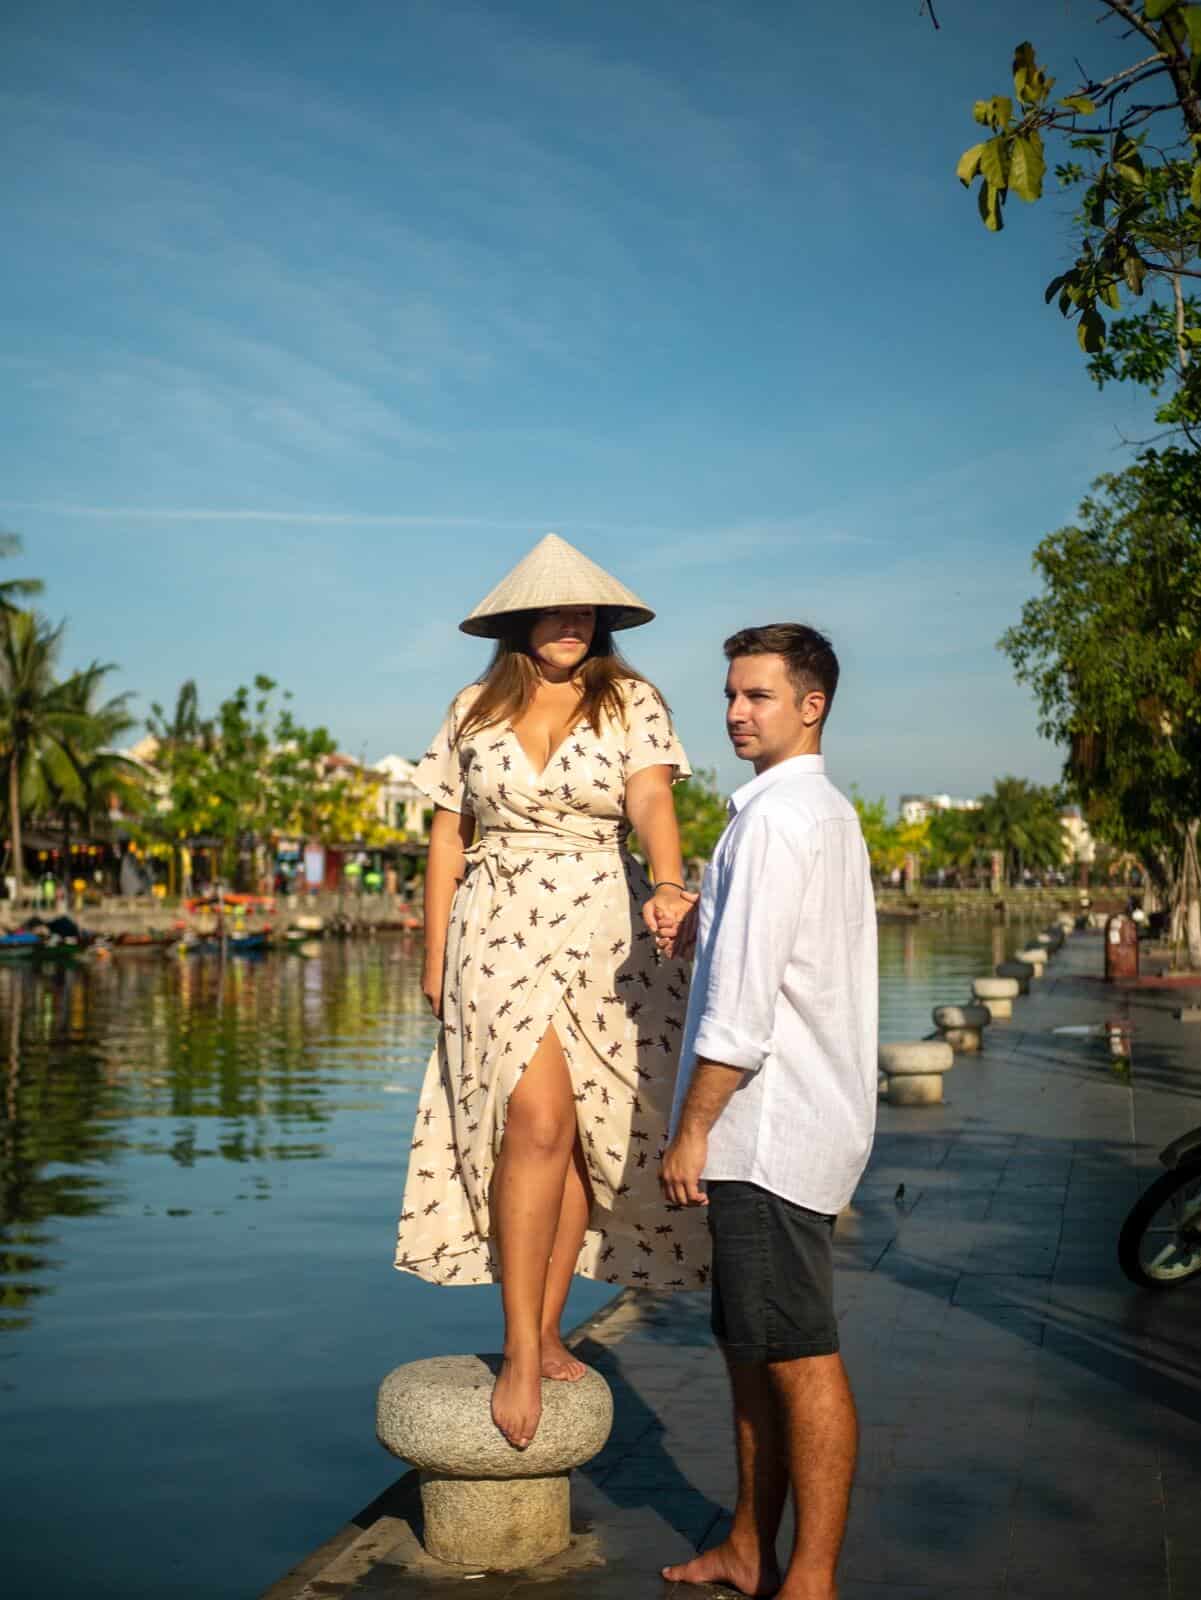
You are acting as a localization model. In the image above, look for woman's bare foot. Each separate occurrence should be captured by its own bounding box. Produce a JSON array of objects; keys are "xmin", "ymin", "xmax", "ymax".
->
[
  {"xmin": 662, "ymin": 1536, "xmax": 781, "ymax": 1597},
  {"xmin": 491, "ymin": 1352, "xmax": 543, "ymax": 1448},
  {"xmin": 540, "ymin": 1332, "xmax": 587, "ymax": 1381}
]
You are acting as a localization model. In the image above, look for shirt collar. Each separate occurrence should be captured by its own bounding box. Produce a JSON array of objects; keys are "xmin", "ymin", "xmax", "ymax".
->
[{"xmin": 729, "ymin": 754, "xmax": 826, "ymax": 815}]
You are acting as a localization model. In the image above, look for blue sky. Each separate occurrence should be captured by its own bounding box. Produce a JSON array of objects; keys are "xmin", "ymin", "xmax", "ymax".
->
[{"xmin": 3, "ymin": 0, "xmax": 1153, "ymax": 806}]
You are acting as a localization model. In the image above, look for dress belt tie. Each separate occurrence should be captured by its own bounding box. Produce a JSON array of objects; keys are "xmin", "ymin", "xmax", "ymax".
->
[{"xmin": 464, "ymin": 831, "xmax": 625, "ymax": 883}]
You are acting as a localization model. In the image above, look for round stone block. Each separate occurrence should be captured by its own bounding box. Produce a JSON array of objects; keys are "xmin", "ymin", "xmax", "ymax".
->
[
  {"xmin": 888, "ymin": 1073, "xmax": 945, "ymax": 1106},
  {"xmin": 932, "ymin": 1003, "xmax": 990, "ymax": 1030},
  {"xmin": 1055, "ymin": 913, "xmax": 1076, "ymax": 932},
  {"xmin": 995, "ymin": 959, "xmax": 1033, "ymax": 994},
  {"xmin": 377, "ymin": 1355, "xmax": 614, "ymax": 1572},
  {"xmin": 972, "ymin": 976, "xmax": 1020, "ymax": 1001},
  {"xmin": 1016, "ymin": 946, "xmax": 1047, "ymax": 972},
  {"xmin": 940, "ymin": 1025, "xmax": 983, "ymax": 1052},
  {"xmin": 422, "ymin": 1474, "xmax": 569, "ymax": 1570},
  {"xmin": 378, "ymin": 1355, "xmax": 612, "ymax": 1480},
  {"xmin": 980, "ymin": 996, "xmax": 1013, "ymax": 1021},
  {"xmin": 879, "ymin": 1040, "xmax": 954, "ymax": 1076}
]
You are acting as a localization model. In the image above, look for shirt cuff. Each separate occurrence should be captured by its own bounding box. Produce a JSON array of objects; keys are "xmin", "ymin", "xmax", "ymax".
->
[{"xmin": 692, "ymin": 1013, "xmax": 769, "ymax": 1073}]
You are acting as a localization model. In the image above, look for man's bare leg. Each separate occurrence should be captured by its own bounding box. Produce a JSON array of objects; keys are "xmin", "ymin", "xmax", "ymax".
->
[
  {"xmin": 539, "ymin": 1139, "xmax": 591, "ymax": 1380},
  {"xmin": 770, "ymin": 1353, "xmax": 857, "ymax": 1600},
  {"xmin": 489, "ymin": 1027, "xmax": 576, "ymax": 1447},
  {"xmin": 661, "ymin": 1355, "xmax": 786, "ymax": 1596}
]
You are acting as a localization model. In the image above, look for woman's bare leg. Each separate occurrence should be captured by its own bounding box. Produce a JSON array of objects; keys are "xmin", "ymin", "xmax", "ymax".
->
[
  {"xmin": 489, "ymin": 1026, "xmax": 576, "ymax": 1447},
  {"xmin": 539, "ymin": 1139, "xmax": 591, "ymax": 1380}
]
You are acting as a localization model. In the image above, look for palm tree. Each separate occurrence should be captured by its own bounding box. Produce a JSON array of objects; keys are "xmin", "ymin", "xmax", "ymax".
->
[
  {"xmin": 0, "ymin": 614, "xmax": 94, "ymax": 900},
  {"xmin": 23, "ymin": 662, "xmax": 148, "ymax": 881},
  {"xmin": 980, "ymin": 777, "xmax": 1065, "ymax": 886},
  {"xmin": 0, "ymin": 532, "xmax": 43, "ymax": 618}
]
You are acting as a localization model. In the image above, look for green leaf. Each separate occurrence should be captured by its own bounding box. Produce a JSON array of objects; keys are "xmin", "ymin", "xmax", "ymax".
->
[
  {"xmin": 1191, "ymin": 161, "xmax": 1201, "ymax": 207},
  {"xmin": 1101, "ymin": 279, "xmax": 1122, "ymax": 312},
  {"xmin": 1112, "ymin": 134, "xmax": 1145, "ymax": 186},
  {"xmin": 1045, "ymin": 272, "xmax": 1068, "ymax": 304},
  {"xmin": 1144, "ymin": 0, "xmax": 1177, "ymax": 19},
  {"xmin": 1184, "ymin": 6, "xmax": 1201, "ymax": 51},
  {"xmin": 1122, "ymin": 253, "xmax": 1147, "ymax": 295},
  {"xmin": 973, "ymin": 99, "xmax": 993, "ymax": 126},
  {"xmin": 980, "ymin": 136, "xmax": 1009, "ymax": 190},
  {"xmin": 957, "ymin": 142, "xmax": 985, "ymax": 187},
  {"xmin": 978, "ymin": 179, "xmax": 1004, "ymax": 232},
  {"xmin": 992, "ymin": 96, "xmax": 1013, "ymax": 130},
  {"xmin": 1077, "ymin": 307, "xmax": 1106, "ymax": 354},
  {"xmin": 1059, "ymin": 95, "xmax": 1097, "ymax": 115},
  {"xmin": 1010, "ymin": 132, "xmax": 1046, "ymax": 201}
]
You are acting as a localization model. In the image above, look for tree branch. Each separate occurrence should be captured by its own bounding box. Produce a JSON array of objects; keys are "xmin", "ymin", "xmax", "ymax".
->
[{"xmin": 919, "ymin": 0, "xmax": 941, "ymax": 30}]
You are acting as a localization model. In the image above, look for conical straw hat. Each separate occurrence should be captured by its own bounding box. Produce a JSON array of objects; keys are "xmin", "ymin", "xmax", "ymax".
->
[{"xmin": 459, "ymin": 533, "xmax": 654, "ymax": 637}]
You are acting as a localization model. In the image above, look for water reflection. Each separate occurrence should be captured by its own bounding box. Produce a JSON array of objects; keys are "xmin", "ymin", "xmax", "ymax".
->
[
  {"xmin": 0, "ymin": 920, "xmax": 1038, "ymax": 1335},
  {"xmin": 0, "ymin": 939, "xmax": 432, "ymax": 1331}
]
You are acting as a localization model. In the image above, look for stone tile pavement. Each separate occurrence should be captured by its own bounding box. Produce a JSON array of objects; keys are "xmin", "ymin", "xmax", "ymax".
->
[{"xmin": 266, "ymin": 934, "xmax": 1201, "ymax": 1599}]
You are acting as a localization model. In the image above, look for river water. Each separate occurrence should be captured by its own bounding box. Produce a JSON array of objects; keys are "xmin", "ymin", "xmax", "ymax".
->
[{"xmin": 0, "ymin": 918, "xmax": 1024, "ymax": 1598}]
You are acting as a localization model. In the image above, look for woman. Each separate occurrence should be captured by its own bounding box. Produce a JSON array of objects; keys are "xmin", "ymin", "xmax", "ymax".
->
[{"xmin": 395, "ymin": 533, "xmax": 707, "ymax": 1450}]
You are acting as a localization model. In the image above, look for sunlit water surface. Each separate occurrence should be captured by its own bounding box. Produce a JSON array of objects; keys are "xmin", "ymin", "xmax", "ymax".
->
[{"xmin": 0, "ymin": 918, "xmax": 1030, "ymax": 1598}]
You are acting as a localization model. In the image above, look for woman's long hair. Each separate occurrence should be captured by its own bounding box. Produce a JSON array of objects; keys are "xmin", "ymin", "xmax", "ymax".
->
[{"xmin": 455, "ymin": 608, "xmax": 652, "ymax": 745}]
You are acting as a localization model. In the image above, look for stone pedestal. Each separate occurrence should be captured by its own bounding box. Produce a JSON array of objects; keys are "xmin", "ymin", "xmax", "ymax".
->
[
  {"xmin": 1016, "ymin": 946, "xmax": 1048, "ymax": 978},
  {"xmin": 879, "ymin": 1039, "xmax": 954, "ymax": 1104},
  {"xmin": 972, "ymin": 976, "xmax": 1020, "ymax": 1021},
  {"xmin": 377, "ymin": 1355, "xmax": 613, "ymax": 1572},
  {"xmin": 933, "ymin": 1002, "xmax": 991, "ymax": 1053},
  {"xmin": 995, "ymin": 958, "xmax": 1034, "ymax": 995}
]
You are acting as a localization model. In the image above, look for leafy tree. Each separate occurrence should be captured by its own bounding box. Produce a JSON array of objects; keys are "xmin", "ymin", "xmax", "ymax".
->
[
  {"xmin": 148, "ymin": 677, "xmax": 395, "ymax": 887},
  {"xmin": 957, "ymin": 8, "xmax": 1201, "ymax": 439},
  {"xmin": 672, "ymin": 768, "xmax": 729, "ymax": 861},
  {"xmin": 926, "ymin": 805, "xmax": 987, "ymax": 880},
  {"xmin": 1000, "ymin": 448, "xmax": 1201, "ymax": 963},
  {"xmin": 850, "ymin": 792, "xmax": 929, "ymax": 881},
  {"xmin": 979, "ymin": 777, "xmax": 1065, "ymax": 885}
]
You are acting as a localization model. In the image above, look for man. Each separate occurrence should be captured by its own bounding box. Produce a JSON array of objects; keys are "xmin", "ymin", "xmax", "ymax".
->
[{"xmin": 660, "ymin": 623, "xmax": 877, "ymax": 1600}]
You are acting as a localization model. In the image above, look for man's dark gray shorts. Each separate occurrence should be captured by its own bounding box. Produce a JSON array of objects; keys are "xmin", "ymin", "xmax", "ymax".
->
[{"xmin": 706, "ymin": 1179, "xmax": 839, "ymax": 1362}]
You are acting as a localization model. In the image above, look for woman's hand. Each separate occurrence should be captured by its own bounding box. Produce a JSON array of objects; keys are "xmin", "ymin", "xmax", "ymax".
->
[{"xmin": 422, "ymin": 952, "xmax": 446, "ymax": 1019}]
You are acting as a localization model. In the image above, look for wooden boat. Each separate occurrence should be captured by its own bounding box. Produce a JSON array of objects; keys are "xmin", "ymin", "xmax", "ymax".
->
[{"xmin": 0, "ymin": 932, "xmax": 40, "ymax": 960}]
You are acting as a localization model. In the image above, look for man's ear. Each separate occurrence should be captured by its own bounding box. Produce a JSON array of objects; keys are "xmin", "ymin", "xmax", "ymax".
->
[{"xmin": 801, "ymin": 690, "xmax": 826, "ymax": 728}]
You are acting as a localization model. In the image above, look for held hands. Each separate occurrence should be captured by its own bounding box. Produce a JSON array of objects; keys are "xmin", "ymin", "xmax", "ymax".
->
[{"xmin": 641, "ymin": 883, "xmax": 699, "ymax": 960}]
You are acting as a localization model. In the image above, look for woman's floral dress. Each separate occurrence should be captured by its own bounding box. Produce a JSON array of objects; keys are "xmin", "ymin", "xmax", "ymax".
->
[{"xmin": 394, "ymin": 678, "xmax": 710, "ymax": 1290}]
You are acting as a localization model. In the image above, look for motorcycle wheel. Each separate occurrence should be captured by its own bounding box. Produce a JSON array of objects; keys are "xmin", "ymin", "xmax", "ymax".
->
[{"xmin": 1118, "ymin": 1157, "xmax": 1201, "ymax": 1289}]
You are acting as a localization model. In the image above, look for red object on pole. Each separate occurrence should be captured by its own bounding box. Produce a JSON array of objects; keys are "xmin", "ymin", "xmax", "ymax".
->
[{"xmin": 1104, "ymin": 913, "xmax": 1139, "ymax": 982}]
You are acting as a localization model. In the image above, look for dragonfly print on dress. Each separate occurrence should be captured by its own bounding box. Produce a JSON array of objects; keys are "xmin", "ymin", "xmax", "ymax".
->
[{"xmin": 395, "ymin": 679, "xmax": 711, "ymax": 1290}]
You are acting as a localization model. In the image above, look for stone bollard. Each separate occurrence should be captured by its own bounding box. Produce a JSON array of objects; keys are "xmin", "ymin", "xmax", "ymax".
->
[
  {"xmin": 377, "ymin": 1355, "xmax": 613, "ymax": 1572},
  {"xmin": 995, "ymin": 958, "xmax": 1034, "ymax": 996},
  {"xmin": 1015, "ymin": 945, "xmax": 1048, "ymax": 977},
  {"xmin": 972, "ymin": 976, "xmax": 1020, "ymax": 1021},
  {"xmin": 1054, "ymin": 913, "xmax": 1076, "ymax": 933},
  {"xmin": 933, "ymin": 1002, "xmax": 991, "ymax": 1053},
  {"xmin": 879, "ymin": 1040, "xmax": 954, "ymax": 1105}
]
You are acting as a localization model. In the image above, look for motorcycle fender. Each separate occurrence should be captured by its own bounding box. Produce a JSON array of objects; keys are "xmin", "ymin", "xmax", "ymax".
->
[{"xmin": 1159, "ymin": 1128, "xmax": 1201, "ymax": 1169}]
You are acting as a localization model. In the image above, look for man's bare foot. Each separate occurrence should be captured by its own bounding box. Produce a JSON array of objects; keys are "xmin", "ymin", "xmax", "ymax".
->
[
  {"xmin": 491, "ymin": 1352, "xmax": 543, "ymax": 1449},
  {"xmin": 540, "ymin": 1333, "xmax": 587, "ymax": 1381},
  {"xmin": 662, "ymin": 1536, "xmax": 781, "ymax": 1596}
]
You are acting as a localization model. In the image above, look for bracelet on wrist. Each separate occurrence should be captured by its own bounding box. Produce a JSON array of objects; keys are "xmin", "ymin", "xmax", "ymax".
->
[{"xmin": 653, "ymin": 881, "xmax": 686, "ymax": 895}]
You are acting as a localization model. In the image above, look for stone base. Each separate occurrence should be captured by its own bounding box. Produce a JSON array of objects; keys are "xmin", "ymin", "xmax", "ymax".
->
[
  {"xmin": 939, "ymin": 1024, "xmax": 982, "ymax": 1053},
  {"xmin": 888, "ymin": 1073, "xmax": 944, "ymax": 1105},
  {"xmin": 981, "ymin": 997, "xmax": 1013, "ymax": 1021},
  {"xmin": 422, "ymin": 1471, "xmax": 569, "ymax": 1570}
]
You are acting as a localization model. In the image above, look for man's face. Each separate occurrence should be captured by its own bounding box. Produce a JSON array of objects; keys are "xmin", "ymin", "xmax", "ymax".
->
[{"xmin": 725, "ymin": 653, "xmax": 824, "ymax": 771}]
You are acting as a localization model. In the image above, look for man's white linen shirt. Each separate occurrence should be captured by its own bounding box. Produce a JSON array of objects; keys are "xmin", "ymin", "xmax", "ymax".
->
[{"xmin": 670, "ymin": 755, "xmax": 878, "ymax": 1216}]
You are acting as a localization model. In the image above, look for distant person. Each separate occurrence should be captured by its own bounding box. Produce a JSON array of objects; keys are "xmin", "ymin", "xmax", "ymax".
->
[
  {"xmin": 660, "ymin": 624, "xmax": 878, "ymax": 1600},
  {"xmin": 394, "ymin": 534, "xmax": 707, "ymax": 1450}
]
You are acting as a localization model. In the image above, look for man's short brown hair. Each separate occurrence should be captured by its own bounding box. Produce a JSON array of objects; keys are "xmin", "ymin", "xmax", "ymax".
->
[{"xmin": 723, "ymin": 623, "xmax": 840, "ymax": 724}]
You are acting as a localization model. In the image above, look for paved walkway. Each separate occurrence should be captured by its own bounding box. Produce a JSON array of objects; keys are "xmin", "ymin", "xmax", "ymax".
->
[{"xmin": 268, "ymin": 933, "xmax": 1201, "ymax": 1600}]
